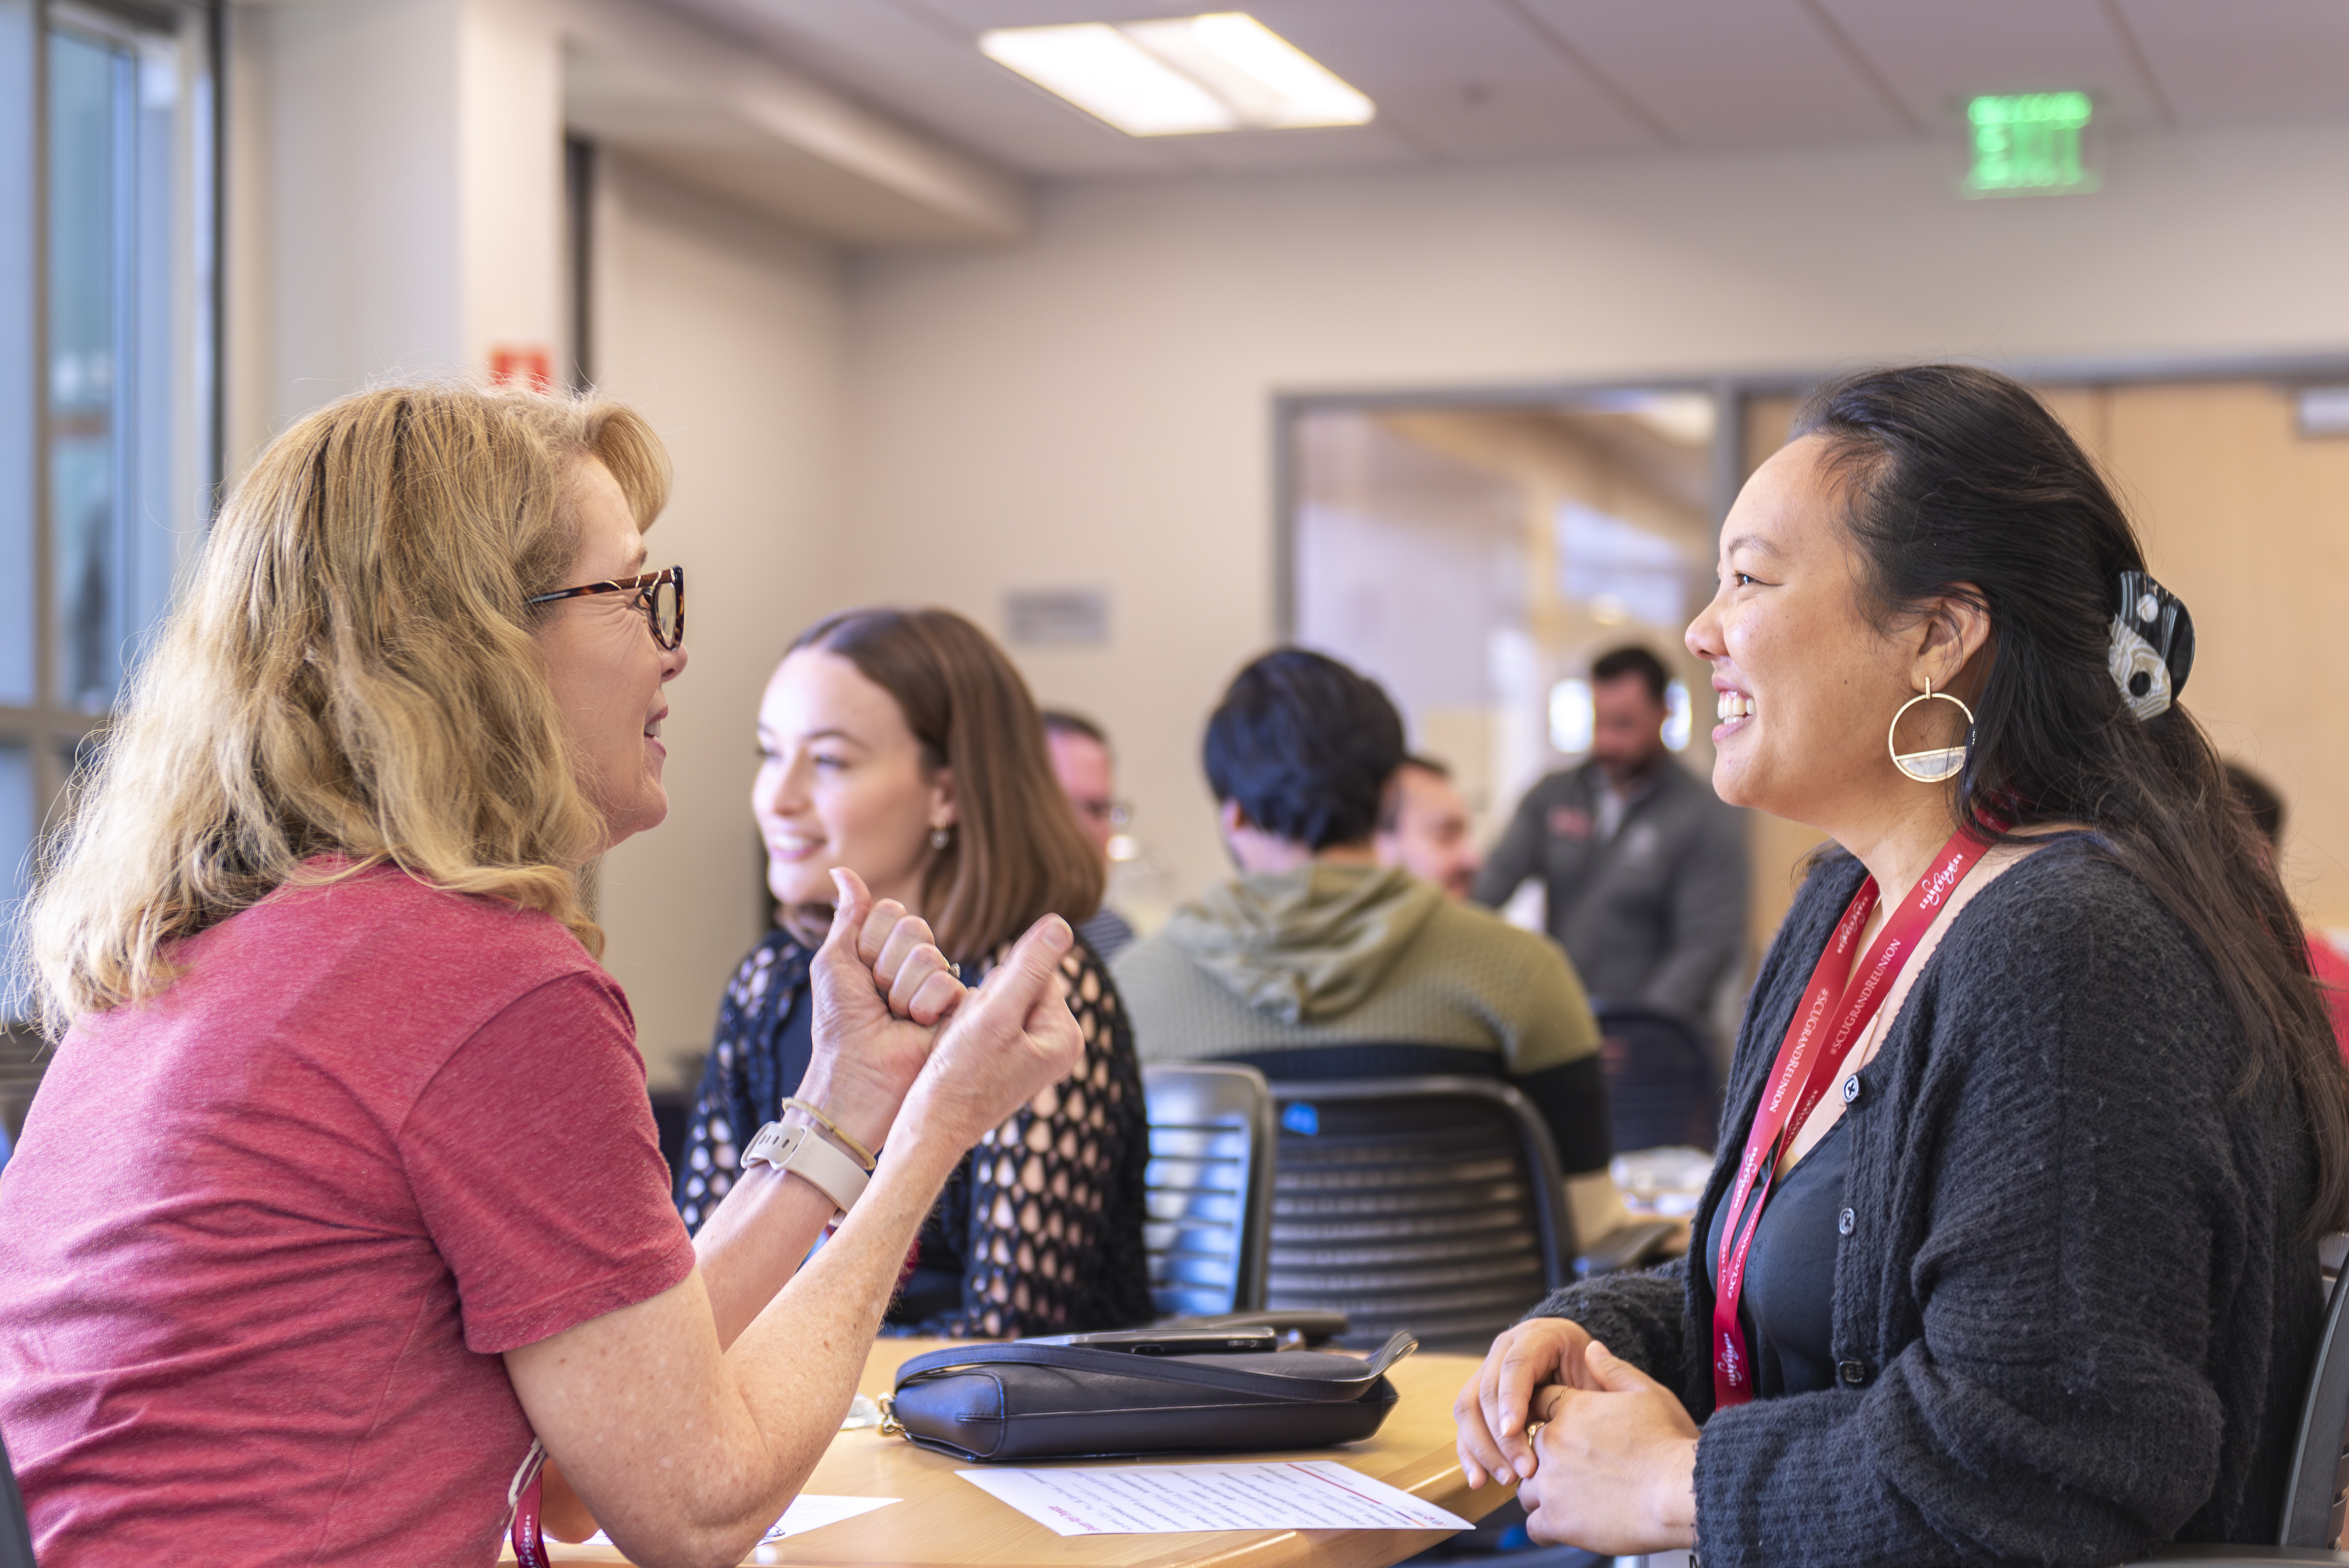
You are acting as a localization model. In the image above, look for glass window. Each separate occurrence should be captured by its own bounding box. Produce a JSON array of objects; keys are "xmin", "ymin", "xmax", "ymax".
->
[
  {"xmin": 0, "ymin": 0, "xmax": 215, "ymax": 1026},
  {"xmin": 1287, "ymin": 393, "xmax": 1722, "ymax": 848},
  {"xmin": 0, "ymin": 741, "xmax": 27, "ymax": 936},
  {"xmin": 0, "ymin": 0, "xmax": 33, "ymax": 709}
]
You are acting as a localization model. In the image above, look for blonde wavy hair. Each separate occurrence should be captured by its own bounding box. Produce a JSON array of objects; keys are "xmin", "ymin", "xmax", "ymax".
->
[{"xmin": 18, "ymin": 381, "xmax": 670, "ymax": 1034}]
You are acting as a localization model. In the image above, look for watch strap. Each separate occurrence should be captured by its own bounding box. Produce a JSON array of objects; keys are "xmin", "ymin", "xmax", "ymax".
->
[{"xmin": 742, "ymin": 1121, "xmax": 870, "ymax": 1219}]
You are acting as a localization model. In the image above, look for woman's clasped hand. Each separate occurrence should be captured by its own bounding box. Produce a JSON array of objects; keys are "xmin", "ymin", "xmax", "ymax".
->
[
  {"xmin": 1454, "ymin": 1319, "xmax": 1698, "ymax": 1556},
  {"xmin": 812, "ymin": 864, "xmax": 1085, "ymax": 1164}
]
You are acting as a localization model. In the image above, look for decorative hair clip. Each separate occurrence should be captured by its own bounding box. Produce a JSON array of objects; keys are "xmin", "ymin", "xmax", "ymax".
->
[{"xmin": 2108, "ymin": 571, "xmax": 2194, "ymax": 722}]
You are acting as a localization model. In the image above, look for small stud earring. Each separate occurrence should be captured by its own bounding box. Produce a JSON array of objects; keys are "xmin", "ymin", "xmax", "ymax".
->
[{"xmin": 930, "ymin": 826, "xmax": 951, "ymax": 850}]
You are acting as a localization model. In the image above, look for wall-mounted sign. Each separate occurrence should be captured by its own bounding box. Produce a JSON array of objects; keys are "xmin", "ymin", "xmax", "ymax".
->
[
  {"xmin": 1964, "ymin": 93, "xmax": 2096, "ymax": 198},
  {"xmin": 1006, "ymin": 587, "xmax": 1111, "ymax": 646},
  {"xmin": 488, "ymin": 345, "xmax": 554, "ymax": 391},
  {"xmin": 2297, "ymin": 388, "xmax": 2349, "ymax": 438}
]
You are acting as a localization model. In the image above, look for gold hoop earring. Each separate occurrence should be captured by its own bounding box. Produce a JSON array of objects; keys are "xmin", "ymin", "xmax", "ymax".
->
[{"xmin": 1888, "ymin": 679, "xmax": 1975, "ymax": 784}]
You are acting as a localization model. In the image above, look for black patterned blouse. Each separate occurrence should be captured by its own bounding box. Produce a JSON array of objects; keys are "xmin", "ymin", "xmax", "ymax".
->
[{"xmin": 675, "ymin": 928, "xmax": 1155, "ymax": 1338}]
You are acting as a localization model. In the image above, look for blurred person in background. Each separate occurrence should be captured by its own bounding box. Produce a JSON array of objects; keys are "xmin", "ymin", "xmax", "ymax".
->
[
  {"xmin": 1375, "ymin": 754, "xmax": 1483, "ymax": 900},
  {"xmin": 1476, "ymin": 645, "xmax": 1748, "ymax": 1027},
  {"xmin": 1114, "ymin": 647, "xmax": 1629, "ymax": 1246},
  {"xmin": 2224, "ymin": 762, "xmax": 2349, "ymax": 1064},
  {"xmin": 1042, "ymin": 708, "xmax": 1136, "ymax": 958},
  {"xmin": 676, "ymin": 609, "xmax": 1154, "ymax": 1339},
  {"xmin": 0, "ymin": 384, "xmax": 1089, "ymax": 1567}
]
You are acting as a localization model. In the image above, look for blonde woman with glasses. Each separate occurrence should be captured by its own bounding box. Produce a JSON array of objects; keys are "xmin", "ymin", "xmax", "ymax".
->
[{"xmin": 0, "ymin": 383, "xmax": 1086, "ymax": 1568}]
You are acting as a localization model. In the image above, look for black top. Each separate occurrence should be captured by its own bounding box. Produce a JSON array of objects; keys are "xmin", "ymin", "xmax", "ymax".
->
[
  {"xmin": 676, "ymin": 929, "xmax": 1155, "ymax": 1338},
  {"xmin": 1701, "ymin": 1118, "xmax": 1848, "ymax": 1399},
  {"xmin": 1523, "ymin": 839, "xmax": 2323, "ymax": 1567}
]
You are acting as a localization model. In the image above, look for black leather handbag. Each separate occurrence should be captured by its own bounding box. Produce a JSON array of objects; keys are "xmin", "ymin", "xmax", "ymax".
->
[{"xmin": 882, "ymin": 1331, "xmax": 1417, "ymax": 1462}]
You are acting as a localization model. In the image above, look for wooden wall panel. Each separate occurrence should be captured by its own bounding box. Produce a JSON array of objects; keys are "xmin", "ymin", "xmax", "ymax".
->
[{"xmin": 2105, "ymin": 382, "xmax": 2349, "ymax": 929}]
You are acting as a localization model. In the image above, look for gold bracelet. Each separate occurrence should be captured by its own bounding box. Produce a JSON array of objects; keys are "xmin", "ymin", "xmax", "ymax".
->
[{"xmin": 779, "ymin": 1097, "xmax": 878, "ymax": 1172}]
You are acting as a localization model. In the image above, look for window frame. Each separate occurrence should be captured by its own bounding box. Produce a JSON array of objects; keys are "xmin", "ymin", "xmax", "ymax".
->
[{"xmin": 1, "ymin": 0, "xmax": 220, "ymax": 1041}]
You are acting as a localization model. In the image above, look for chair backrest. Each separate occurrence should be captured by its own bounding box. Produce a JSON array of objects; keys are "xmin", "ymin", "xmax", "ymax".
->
[
  {"xmin": 1594, "ymin": 1002, "xmax": 1719, "ymax": 1154},
  {"xmin": 1262, "ymin": 1075, "xmax": 1573, "ymax": 1353},
  {"xmin": 1, "ymin": 1420, "xmax": 36, "ymax": 1568},
  {"xmin": 1140, "ymin": 1063, "xmax": 1275, "ymax": 1318},
  {"xmin": 2279, "ymin": 1240, "xmax": 2349, "ymax": 1548}
]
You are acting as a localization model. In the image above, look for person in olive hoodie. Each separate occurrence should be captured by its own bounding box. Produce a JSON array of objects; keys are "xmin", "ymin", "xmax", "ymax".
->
[{"xmin": 1113, "ymin": 648, "xmax": 1626, "ymax": 1244}]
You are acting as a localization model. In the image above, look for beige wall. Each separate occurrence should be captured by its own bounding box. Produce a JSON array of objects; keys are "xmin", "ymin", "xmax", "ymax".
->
[
  {"xmin": 222, "ymin": 0, "xmax": 567, "ymax": 469},
  {"xmin": 836, "ymin": 124, "xmax": 2349, "ymax": 916},
  {"xmin": 588, "ymin": 158, "xmax": 847, "ymax": 1087},
  {"xmin": 2058, "ymin": 384, "xmax": 2349, "ymax": 931}
]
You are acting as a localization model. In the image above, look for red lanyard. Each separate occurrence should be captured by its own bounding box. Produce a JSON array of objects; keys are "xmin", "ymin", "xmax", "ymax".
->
[
  {"xmin": 511, "ymin": 1465, "xmax": 549, "ymax": 1568},
  {"xmin": 1710, "ymin": 825, "xmax": 1992, "ymax": 1408}
]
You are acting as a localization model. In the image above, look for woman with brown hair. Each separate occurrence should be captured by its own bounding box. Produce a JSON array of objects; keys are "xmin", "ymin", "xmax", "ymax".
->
[{"xmin": 677, "ymin": 607, "xmax": 1154, "ymax": 1337}]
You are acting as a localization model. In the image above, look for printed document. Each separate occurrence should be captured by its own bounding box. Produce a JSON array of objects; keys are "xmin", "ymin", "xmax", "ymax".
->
[
  {"xmin": 955, "ymin": 1459, "xmax": 1471, "ymax": 1536},
  {"xmin": 584, "ymin": 1494, "xmax": 898, "ymax": 1551}
]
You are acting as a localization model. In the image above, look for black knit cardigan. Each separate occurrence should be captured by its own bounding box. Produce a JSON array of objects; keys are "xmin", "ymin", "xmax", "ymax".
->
[{"xmin": 1527, "ymin": 839, "xmax": 2323, "ymax": 1568}]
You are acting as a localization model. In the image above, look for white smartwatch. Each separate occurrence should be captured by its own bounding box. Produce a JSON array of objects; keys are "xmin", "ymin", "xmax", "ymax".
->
[{"xmin": 740, "ymin": 1121, "xmax": 870, "ymax": 1221}]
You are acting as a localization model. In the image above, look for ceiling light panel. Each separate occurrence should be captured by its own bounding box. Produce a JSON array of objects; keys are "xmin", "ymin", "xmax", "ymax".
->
[
  {"xmin": 979, "ymin": 12, "xmax": 1375, "ymax": 136},
  {"xmin": 980, "ymin": 23, "xmax": 1236, "ymax": 135}
]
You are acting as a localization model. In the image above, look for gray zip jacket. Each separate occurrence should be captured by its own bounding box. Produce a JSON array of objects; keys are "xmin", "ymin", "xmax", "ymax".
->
[{"xmin": 1473, "ymin": 758, "xmax": 1748, "ymax": 1020}]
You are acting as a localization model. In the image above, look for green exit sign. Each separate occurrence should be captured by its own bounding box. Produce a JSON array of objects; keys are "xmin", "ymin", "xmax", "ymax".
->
[{"xmin": 1966, "ymin": 92, "xmax": 2097, "ymax": 196}]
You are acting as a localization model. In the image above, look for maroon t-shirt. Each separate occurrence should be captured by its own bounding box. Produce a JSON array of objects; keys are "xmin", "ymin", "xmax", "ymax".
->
[{"xmin": 0, "ymin": 866, "xmax": 698, "ymax": 1566}]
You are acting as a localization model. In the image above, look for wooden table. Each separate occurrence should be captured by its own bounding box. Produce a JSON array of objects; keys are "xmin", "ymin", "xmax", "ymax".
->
[{"xmin": 534, "ymin": 1341, "xmax": 1510, "ymax": 1568}]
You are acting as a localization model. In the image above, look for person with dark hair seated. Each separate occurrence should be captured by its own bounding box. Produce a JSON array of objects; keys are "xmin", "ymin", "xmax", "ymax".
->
[
  {"xmin": 1113, "ymin": 647, "xmax": 1628, "ymax": 1243},
  {"xmin": 1041, "ymin": 707, "xmax": 1138, "ymax": 959},
  {"xmin": 1375, "ymin": 754, "xmax": 1483, "ymax": 901}
]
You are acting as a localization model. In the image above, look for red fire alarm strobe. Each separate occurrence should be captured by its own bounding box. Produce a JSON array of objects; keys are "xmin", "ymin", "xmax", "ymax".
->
[{"xmin": 488, "ymin": 346, "xmax": 554, "ymax": 392}]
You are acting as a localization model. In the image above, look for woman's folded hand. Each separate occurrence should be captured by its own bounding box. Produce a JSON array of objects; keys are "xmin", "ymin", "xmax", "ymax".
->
[
  {"xmin": 894, "ymin": 912, "xmax": 1083, "ymax": 1157},
  {"xmin": 1454, "ymin": 1315, "xmax": 1600, "ymax": 1489},
  {"xmin": 1516, "ymin": 1341, "xmax": 1699, "ymax": 1554},
  {"xmin": 801, "ymin": 866, "xmax": 965, "ymax": 1154}
]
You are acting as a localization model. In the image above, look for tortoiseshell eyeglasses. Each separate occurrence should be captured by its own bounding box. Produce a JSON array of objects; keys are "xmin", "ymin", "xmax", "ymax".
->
[{"xmin": 526, "ymin": 566, "xmax": 685, "ymax": 651}]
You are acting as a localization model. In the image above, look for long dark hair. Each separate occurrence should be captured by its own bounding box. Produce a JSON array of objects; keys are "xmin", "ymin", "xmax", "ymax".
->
[
  {"xmin": 785, "ymin": 606, "xmax": 1102, "ymax": 963},
  {"xmin": 1796, "ymin": 364, "xmax": 2349, "ymax": 1235}
]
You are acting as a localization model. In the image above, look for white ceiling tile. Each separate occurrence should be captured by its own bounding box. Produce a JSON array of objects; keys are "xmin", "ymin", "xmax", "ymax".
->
[
  {"xmin": 1815, "ymin": 0, "xmax": 2167, "ymax": 133},
  {"xmin": 1246, "ymin": 0, "xmax": 1660, "ymax": 160},
  {"xmin": 649, "ymin": 0, "xmax": 1194, "ymax": 176},
  {"xmin": 2117, "ymin": 0, "xmax": 2349, "ymax": 126},
  {"xmin": 633, "ymin": 0, "xmax": 2349, "ymax": 190},
  {"xmin": 1516, "ymin": 0, "xmax": 1915, "ymax": 148}
]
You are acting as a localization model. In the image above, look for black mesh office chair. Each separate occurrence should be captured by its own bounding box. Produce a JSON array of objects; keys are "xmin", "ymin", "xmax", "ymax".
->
[
  {"xmin": 1259, "ymin": 1076, "xmax": 1576, "ymax": 1355},
  {"xmin": 2106, "ymin": 1240, "xmax": 2349, "ymax": 1566},
  {"xmin": 1, "ymin": 1421, "xmax": 35, "ymax": 1568},
  {"xmin": 1594, "ymin": 1002, "xmax": 1719, "ymax": 1154},
  {"xmin": 1140, "ymin": 1062, "xmax": 1275, "ymax": 1318}
]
